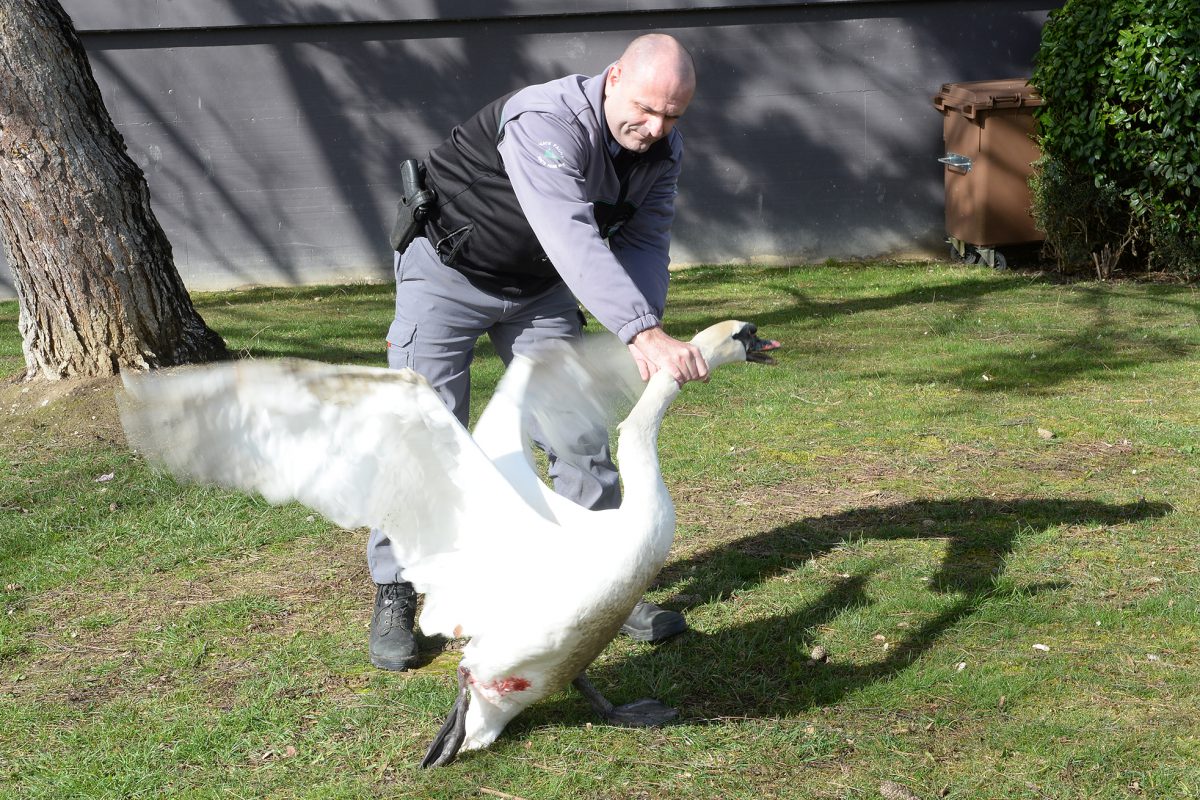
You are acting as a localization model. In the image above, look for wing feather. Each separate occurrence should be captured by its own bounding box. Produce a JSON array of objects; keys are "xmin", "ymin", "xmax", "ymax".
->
[
  {"xmin": 519, "ymin": 334, "xmax": 643, "ymax": 472},
  {"xmin": 118, "ymin": 359, "xmax": 535, "ymax": 564},
  {"xmin": 471, "ymin": 333, "xmax": 642, "ymax": 517}
]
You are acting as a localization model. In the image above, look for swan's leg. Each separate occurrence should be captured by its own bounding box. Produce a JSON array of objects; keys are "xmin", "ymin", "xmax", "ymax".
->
[
  {"xmin": 420, "ymin": 666, "xmax": 471, "ymax": 768},
  {"xmin": 571, "ymin": 674, "xmax": 614, "ymax": 714},
  {"xmin": 572, "ymin": 674, "xmax": 678, "ymax": 727}
]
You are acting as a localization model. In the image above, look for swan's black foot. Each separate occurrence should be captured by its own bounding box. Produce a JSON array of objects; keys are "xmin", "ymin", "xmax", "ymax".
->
[
  {"xmin": 420, "ymin": 666, "xmax": 471, "ymax": 768},
  {"xmin": 571, "ymin": 675, "xmax": 678, "ymax": 728},
  {"xmin": 603, "ymin": 697, "xmax": 680, "ymax": 727}
]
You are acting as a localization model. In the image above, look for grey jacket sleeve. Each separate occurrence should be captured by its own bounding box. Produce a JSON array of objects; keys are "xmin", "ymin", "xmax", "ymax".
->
[
  {"xmin": 609, "ymin": 143, "xmax": 680, "ymax": 318},
  {"xmin": 497, "ymin": 112, "xmax": 666, "ymax": 343}
]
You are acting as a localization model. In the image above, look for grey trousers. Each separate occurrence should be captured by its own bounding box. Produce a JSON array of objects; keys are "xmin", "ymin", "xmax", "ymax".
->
[{"xmin": 366, "ymin": 237, "xmax": 622, "ymax": 585}]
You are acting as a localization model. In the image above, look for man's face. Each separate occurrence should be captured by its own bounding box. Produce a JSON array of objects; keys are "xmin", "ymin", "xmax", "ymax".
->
[{"xmin": 603, "ymin": 62, "xmax": 694, "ymax": 153}]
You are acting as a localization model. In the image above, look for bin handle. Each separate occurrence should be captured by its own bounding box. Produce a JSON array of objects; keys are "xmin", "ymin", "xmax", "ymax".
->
[
  {"xmin": 933, "ymin": 88, "xmax": 1040, "ymax": 118},
  {"xmin": 938, "ymin": 153, "xmax": 972, "ymax": 173},
  {"xmin": 989, "ymin": 93, "xmax": 1028, "ymax": 109}
]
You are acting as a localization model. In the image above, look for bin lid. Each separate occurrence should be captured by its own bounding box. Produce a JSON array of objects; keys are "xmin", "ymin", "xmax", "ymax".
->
[{"xmin": 933, "ymin": 78, "xmax": 1042, "ymax": 119}]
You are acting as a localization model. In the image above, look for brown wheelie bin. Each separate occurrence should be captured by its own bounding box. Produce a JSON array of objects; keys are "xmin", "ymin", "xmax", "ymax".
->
[{"xmin": 933, "ymin": 78, "xmax": 1045, "ymax": 268}]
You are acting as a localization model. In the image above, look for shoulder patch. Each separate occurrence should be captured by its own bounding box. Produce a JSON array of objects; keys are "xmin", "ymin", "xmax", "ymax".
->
[{"xmin": 535, "ymin": 141, "xmax": 567, "ymax": 169}]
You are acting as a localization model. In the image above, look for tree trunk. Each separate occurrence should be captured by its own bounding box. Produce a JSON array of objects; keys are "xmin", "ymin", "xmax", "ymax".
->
[{"xmin": 0, "ymin": 0, "xmax": 227, "ymax": 380}]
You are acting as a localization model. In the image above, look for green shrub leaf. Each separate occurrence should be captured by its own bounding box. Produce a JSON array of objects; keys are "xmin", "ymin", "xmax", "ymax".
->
[{"xmin": 1031, "ymin": 0, "xmax": 1200, "ymax": 276}]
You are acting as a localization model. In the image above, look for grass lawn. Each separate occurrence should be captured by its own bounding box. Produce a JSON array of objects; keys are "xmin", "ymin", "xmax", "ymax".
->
[{"xmin": 1, "ymin": 261, "xmax": 1197, "ymax": 799}]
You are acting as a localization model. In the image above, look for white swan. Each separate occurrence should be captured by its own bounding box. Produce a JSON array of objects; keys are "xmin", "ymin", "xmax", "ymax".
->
[{"xmin": 117, "ymin": 320, "xmax": 777, "ymax": 766}]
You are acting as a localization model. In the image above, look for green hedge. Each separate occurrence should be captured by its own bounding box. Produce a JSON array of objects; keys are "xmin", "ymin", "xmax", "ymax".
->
[{"xmin": 1031, "ymin": 0, "xmax": 1200, "ymax": 277}]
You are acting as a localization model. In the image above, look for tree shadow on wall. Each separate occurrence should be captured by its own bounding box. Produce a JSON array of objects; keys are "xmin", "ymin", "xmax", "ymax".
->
[{"xmin": 61, "ymin": 1, "xmax": 1053, "ymax": 296}]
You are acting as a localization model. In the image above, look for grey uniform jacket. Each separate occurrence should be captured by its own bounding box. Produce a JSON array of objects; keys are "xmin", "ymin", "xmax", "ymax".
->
[{"xmin": 422, "ymin": 67, "xmax": 683, "ymax": 344}]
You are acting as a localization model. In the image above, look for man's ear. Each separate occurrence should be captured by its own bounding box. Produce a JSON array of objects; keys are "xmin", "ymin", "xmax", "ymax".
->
[{"xmin": 607, "ymin": 63, "xmax": 623, "ymax": 88}]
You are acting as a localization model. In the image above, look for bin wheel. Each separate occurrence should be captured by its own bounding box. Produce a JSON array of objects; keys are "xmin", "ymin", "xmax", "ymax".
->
[
  {"xmin": 978, "ymin": 248, "xmax": 1008, "ymax": 269},
  {"xmin": 952, "ymin": 244, "xmax": 984, "ymax": 265},
  {"xmin": 949, "ymin": 241, "xmax": 1008, "ymax": 270}
]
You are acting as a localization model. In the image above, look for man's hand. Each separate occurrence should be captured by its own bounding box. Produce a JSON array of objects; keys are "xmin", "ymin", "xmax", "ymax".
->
[{"xmin": 628, "ymin": 326, "xmax": 710, "ymax": 385}]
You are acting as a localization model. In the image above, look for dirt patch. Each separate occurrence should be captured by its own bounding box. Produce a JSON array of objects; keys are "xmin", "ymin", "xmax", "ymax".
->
[
  {"xmin": 679, "ymin": 480, "xmax": 909, "ymax": 523},
  {"xmin": 0, "ymin": 373, "xmax": 127, "ymax": 455},
  {"xmin": 2, "ymin": 529, "xmax": 374, "ymax": 705},
  {"xmin": 672, "ymin": 478, "xmax": 912, "ymax": 552},
  {"xmin": 1, "ymin": 372, "xmax": 122, "ymax": 418}
]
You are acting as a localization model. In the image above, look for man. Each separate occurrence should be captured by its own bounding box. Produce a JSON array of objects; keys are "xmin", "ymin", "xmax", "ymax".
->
[{"xmin": 369, "ymin": 33, "xmax": 707, "ymax": 671}]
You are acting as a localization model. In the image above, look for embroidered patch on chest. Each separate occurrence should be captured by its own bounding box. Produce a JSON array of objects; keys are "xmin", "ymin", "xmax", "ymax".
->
[{"xmin": 535, "ymin": 141, "xmax": 567, "ymax": 169}]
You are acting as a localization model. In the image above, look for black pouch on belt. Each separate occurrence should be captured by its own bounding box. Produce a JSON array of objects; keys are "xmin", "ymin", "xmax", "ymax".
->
[{"xmin": 389, "ymin": 159, "xmax": 437, "ymax": 253}]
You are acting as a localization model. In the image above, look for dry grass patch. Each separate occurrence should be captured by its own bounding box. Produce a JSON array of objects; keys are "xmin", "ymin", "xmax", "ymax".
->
[{"xmin": 3, "ymin": 528, "xmax": 372, "ymax": 702}]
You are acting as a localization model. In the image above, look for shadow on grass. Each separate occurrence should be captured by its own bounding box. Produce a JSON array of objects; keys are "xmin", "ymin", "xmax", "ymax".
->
[
  {"xmin": 668, "ymin": 268, "xmax": 1034, "ymax": 334},
  {"xmin": 189, "ymin": 284, "xmax": 393, "ymax": 364},
  {"xmin": 527, "ymin": 496, "xmax": 1169, "ymax": 725},
  {"xmin": 187, "ymin": 266, "xmax": 1198, "ymax": 394},
  {"xmin": 665, "ymin": 496, "xmax": 1169, "ymax": 599},
  {"xmin": 192, "ymin": 282, "xmax": 391, "ymax": 308},
  {"xmin": 667, "ymin": 266, "xmax": 1200, "ymax": 395},
  {"xmin": 922, "ymin": 325, "xmax": 1194, "ymax": 395}
]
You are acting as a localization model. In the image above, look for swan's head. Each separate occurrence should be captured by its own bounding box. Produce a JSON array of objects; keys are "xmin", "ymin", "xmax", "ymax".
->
[{"xmin": 690, "ymin": 321, "xmax": 779, "ymax": 370}]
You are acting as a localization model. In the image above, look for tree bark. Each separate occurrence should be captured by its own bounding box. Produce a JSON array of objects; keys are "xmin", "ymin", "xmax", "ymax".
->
[{"xmin": 0, "ymin": 0, "xmax": 226, "ymax": 380}]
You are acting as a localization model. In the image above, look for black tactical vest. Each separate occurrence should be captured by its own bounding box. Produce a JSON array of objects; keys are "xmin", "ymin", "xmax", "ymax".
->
[
  {"xmin": 423, "ymin": 91, "xmax": 557, "ymax": 297},
  {"xmin": 422, "ymin": 90, "xmax": 671, "ymax": 298}
]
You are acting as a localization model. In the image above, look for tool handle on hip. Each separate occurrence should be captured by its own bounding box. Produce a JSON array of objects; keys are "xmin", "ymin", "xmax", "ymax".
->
[{"xmin": 390, "ymin": 160, "xmax": 437, "ymax": 253}]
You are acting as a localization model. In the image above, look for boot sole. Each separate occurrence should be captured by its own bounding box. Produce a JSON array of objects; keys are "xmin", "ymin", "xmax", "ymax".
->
[
  {"xmin": 620, "ymin": 617, "xmax": 688, "ymax": 643},
  {"xmin": 371, "ymin": 651, "xmax": 419, "ymax": 671}
]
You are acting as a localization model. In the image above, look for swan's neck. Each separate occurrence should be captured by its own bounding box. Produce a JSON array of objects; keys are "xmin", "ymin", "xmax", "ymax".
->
[{"xmin": 615, "ymin": 371, "xmax": 680, "ymax": 508}]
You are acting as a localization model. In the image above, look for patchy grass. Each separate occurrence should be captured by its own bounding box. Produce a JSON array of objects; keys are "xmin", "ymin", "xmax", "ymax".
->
[{"xmin": 1, "ymin": 261, "xmax": 1198, "ymax": 799}]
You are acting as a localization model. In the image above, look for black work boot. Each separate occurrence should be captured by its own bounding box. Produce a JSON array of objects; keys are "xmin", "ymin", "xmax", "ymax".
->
[
  {"xmin": 369, "ymin": 582, "xmax": 418, "ymax": 671},
  {"xmin": 620, "ymin": 599, "xmax": 686, "ymax": 642}
]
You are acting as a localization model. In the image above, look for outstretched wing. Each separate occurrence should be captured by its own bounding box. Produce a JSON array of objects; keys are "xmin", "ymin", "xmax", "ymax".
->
[
  {"xmin": 117, "ymin": 358, "xmax": 534, "ymax": 565},
  {"xmin": 472, "ymin": 332, "xmax": 643, "ymax": 512},
  {"xmin": 522, "ymin": 332, "xmax": 644, "ymax": 465}
]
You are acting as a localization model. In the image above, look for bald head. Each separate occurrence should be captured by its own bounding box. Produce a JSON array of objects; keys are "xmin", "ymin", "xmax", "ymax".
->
[
  {"xmin": 603, "ymin": 34, "xmax": 696, "ymax": 153},
  {"xmin": 617, "ymin": 34, "xmax": 697, "ymax": 89}
]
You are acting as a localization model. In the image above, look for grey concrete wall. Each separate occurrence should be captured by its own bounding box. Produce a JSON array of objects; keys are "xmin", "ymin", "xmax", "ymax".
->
[{"xmin": 0, "ymin": 1, "xmax": 1058, "ymax": 299}]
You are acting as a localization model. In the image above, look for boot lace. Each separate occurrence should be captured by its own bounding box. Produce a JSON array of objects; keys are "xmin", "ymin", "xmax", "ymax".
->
[{"xmin": 377, "ymin": 583, "xmax": 416, "ymax": 632}]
